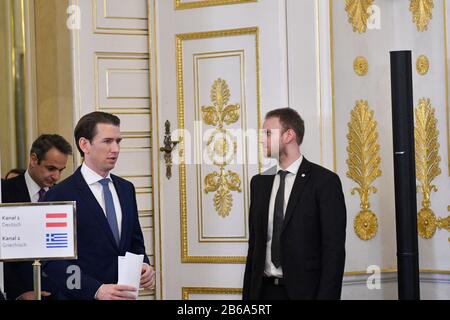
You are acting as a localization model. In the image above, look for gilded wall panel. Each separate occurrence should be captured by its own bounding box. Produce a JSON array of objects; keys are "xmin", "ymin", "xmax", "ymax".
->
[{"xmin": 176, "ymin": 28, "xmax": 260, "ymax": 263}]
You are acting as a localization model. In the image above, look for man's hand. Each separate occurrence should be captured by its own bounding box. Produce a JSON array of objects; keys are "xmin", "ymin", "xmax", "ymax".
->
[
  {"xmin": 95, "ymin": 284, "xmax": 137, "ymax": 300},
  {"xmin": 17, "ymin": 291, "xmax": 51, "ymax": 300},
  {"xmin": 140, "ymin": 263, "xmax": 156, "ymax": 290}
]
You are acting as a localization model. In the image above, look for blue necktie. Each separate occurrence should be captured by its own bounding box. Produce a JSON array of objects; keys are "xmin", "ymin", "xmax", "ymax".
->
[
  {"xmin": 38, "ymin": 189, "xmax": 46, "ymax": 202},
  {"xmin": 99, "ymin": 178, "xmax": 120, "ymax": 246},
  {"xmin": 271, "ymin": 170, "xmax": 288, "ymax": 268}
]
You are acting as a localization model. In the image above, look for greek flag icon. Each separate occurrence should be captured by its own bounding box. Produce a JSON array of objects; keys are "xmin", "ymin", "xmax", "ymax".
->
[{"xmin": 46, "ymin": 233, "xmax": 68, "ymax": 248}]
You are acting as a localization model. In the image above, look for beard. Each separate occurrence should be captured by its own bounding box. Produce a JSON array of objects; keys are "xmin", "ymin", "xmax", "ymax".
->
[{"xmin": 264, "ymin": 144, "xmax": 285, "ymax": 159}]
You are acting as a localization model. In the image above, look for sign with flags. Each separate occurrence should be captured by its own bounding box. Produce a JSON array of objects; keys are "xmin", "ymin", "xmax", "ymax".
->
[{"xmin": 0, "ymin": 202, "xmax": 76, "ymax": 261}]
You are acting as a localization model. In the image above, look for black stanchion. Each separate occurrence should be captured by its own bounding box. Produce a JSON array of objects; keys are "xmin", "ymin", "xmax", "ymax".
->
[{"xmin": 390, "ymin": 50, "xmax": 421, "ymax": 300}]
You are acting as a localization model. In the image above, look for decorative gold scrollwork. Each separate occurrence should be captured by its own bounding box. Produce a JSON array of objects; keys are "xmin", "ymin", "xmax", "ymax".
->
[
  {"xmin": 202, "ymin": 79, "xmax": 242, "ymax": 218},
  {"xmin": 410, "ymin": 0, "xmax": 434, "ymax": 32},
  {"xmin": 345, "ymin": 0, "xmax": 374, "ymax": 34},
  {"xmin": 347, "ymin": 100, "xmax": 382, "ymax": 241},
  {"xmin": 414, "ymin": 98, "xmax": 450, "ymax": 239}
]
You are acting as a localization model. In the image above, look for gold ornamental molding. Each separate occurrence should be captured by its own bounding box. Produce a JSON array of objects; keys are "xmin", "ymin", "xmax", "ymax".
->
[
  {"xmin": 416, "ymin": 55, "xmax": 430, "ymax": 75},
  {"xmin": 345, "ymin": 0, "xmax": 374, "ymax": 34},
  {"xmin": 203, "ymin": 78, "xmax": 242, "ymax": 218},
  {"xmin": 410, "ymin": 0, "xmax": 435, "ymax": 32},
  {"xmin": 347, "ymin": 100, "xmax": 382, "ymax": 241},
  {"xmin": 354, "ymin": 56, "xmax": 369, "ymax": 76},
  {"xmin": 175, "ymin": 0, "xmax": 256, "ymax": 10},
  {"xmin": 414, "ymin": 98, "xmax": 450, "ymax": 239},
  {"xmin": 182, "ymin": 287, "xmax": 242, "ymax": 300}
]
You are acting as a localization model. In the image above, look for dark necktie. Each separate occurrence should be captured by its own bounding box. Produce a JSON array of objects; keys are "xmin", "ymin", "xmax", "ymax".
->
[
  {"xmin": 271, "ymin": 170, "xmax": 288, "ymax": 268},
  {"xmin": 99, "ymin": 178, "xmax": 120, "ymax": 246},
  {"xmin": 38, "ymin": 189, "xmax": 46, "ymax": 202}
]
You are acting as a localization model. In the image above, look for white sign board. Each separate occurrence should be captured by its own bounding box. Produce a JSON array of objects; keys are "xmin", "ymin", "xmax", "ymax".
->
[{"xmin": 0, "ymin": 202, "xmax": 77, "ymax": 261}]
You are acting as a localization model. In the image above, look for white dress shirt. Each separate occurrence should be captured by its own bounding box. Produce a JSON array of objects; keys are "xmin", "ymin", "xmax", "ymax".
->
[
  {"xmin": 24, "ymin": 170, "xmax": 48, "ymax": 203},
  {"xmin": 264, "ymin": 155, "xmax": 303, "ymax": 278},
  {"xmin": 80, "ymin": 163, "xmax": 122, "ymax": 236}
]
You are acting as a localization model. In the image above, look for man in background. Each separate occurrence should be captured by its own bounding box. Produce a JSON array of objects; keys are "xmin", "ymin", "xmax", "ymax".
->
[
  {"xmin": 1, "ymin": 134, "xmax": 72, "ymax": 300},
  {"xmin": 44, "ymin": 112, "xmax": 155, "ymax": 300}
]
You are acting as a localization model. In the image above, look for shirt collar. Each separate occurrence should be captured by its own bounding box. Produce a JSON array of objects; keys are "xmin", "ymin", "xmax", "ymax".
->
[
  {"xmin": 81, "ymin": 163, "xmax": 112, "ymax": 185},
  {"xmin": 24, "ymin": 170, "xmax": 45, "ymax": 197},
  {"xmin": 277, "ymin": 154, "xmax": 303, "ymax": 176}
]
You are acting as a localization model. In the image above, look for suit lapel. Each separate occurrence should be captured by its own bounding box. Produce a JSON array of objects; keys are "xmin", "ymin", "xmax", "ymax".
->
[
  {"xmin": 16, "ymin": 175, "xmax": 31, "ymax": 202},
  {"xmin": 74, "ymin": 168, "xmax": 119, "ymax": 250},
  {"xmin": 282, "ymin": 158, "xmax": 312, "ymax": 232},
  {"xmin": 111, "ymin": 175, "xmax": 130, "ymax": 252}
]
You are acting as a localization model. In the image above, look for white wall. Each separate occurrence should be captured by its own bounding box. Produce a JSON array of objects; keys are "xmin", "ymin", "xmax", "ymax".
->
[{"xmin": 323, "ymin": 0, "xmax": 450, "ymax": 299}]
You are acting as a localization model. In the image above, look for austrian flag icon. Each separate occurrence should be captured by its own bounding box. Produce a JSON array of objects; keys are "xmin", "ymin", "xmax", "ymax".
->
[{"xmin": 45, "ymin": 213, "xmax": 68, "ymax": 228}]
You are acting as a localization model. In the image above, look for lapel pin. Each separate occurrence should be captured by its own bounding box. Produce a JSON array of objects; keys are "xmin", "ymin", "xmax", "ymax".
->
[{"xmin": 301, "ymin": 174, "xmax": 306, "ymax": 178}]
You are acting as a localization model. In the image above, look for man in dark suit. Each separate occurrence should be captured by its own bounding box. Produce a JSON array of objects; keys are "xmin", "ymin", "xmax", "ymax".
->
[
  {"xmin": 243, "ymin": 108, "xmax": 346, "ymax": 300},
  {"xmin": 1, "ymin": 134, "xmax": 72, "ymax": 300},
  {"xmin": 43, "ymin": 112, "xmax": 155, "ymax": 300}
]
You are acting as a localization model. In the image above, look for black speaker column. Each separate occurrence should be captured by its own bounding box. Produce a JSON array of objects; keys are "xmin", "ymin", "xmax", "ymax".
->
[{"xmin": 390, "ymin": 50, "xmax": 421, "ymax": 300}]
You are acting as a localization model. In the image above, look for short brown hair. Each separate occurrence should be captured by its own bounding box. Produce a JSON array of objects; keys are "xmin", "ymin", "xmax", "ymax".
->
[
  {"xmin": 30, "ymin": 134, "xmax": 73, "ymax": 164},
  {"xmin": 74, "ymin": 111, "xmax": 120, "ymax": 157},
  {"xmin": 265, "ymin": 108, "xmax": 305, "ymax": 145}
]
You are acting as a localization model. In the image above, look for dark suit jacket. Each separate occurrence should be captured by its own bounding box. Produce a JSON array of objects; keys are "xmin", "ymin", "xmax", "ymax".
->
[
  {"xmin": 1, "ymin": 175, "xmax": 55, "ymax": 300},
  {"xmin": 243, "ymin": 158, "xmax": 346, "ymax": 300},
  {"xmin": 43, "ymin": 167, "xmax": 149, "ymax": 300}
]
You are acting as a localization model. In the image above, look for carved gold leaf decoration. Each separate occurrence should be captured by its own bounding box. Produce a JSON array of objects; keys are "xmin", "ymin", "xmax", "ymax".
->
[
  {"xmin": 437, "ymin": 215, "xmax": 450, "ymax": 240},
  {"xmin": 414, "ymin": 98, "xmax": 445, "ymax": 239},
  {"xmin": 202, "ymin": 106, "xmax": 220, "ymax": 127},
  {"xmin": 410, "ymin": 0, "xmax": 434, "ymax": 32},
  {"xmin": 347, "ymin": 100, "xmax": 382, "ymax": 241},
  {"xmin": 437, "ymin": 216, "xmax": 450, "ymax": 232},
  {"xmin": 214, "ymin": 188, "xmax": 233, "ymax": 218},
  {"xmin": 415, "ymin": 99, "xmax": 441, "ymax": 206},
  {"xmin": 437, "ymin": 206, "xmax": 450, "ymax": 235},
  {"xmin": 205, "ymin": 169, "xmax": 242, "ymax": 218},
  {"xmin": 202, "ymin": 78, "xmax": 242, "ymax": 218},
  {"xmin": 345, "ymin": 0, "xmax": 374, "ymax": 34},
  {"xmin": 202, "ymin": 79, "xmax": 240, "ymax": 128},
  {"xmin": 447, "ymin": 206, "xmax": 450, "ymax": 243}
]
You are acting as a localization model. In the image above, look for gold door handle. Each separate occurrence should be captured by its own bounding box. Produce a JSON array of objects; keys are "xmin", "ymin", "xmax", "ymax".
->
[{"xmin": 160, "ymin": 120, "xmax": 179, "ymax": 179}]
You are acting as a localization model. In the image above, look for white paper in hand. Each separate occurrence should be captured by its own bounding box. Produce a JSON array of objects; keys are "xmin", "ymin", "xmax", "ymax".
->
[{"xmin": 118, "ymin": 252, "xmax": 144, "ymax": 299}]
